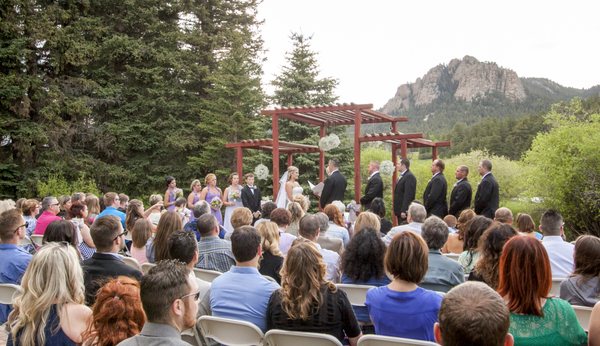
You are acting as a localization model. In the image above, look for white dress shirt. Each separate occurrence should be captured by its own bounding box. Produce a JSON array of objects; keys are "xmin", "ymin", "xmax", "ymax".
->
[{"xmin": 542, "ymin": 235, "xmax": 575, "ymax": 278}]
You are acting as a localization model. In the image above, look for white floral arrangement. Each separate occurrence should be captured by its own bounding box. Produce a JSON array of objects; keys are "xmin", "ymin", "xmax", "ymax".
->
[
  {"xmin": 254, "ymin": 164, "xmax": 269, "ymax": 180},
  {"xmin": 318, "ymin": 134, "xmax": 341, "ymax": 151},
  {"xmin": 379, "ymin": 160, "xmax": 395, "ymax": 176}
]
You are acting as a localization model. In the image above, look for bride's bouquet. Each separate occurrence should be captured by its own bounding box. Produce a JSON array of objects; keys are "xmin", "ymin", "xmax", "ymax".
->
[{"xmin": 210, "ymin": 196, "xmax": 223, "ymax": 210}]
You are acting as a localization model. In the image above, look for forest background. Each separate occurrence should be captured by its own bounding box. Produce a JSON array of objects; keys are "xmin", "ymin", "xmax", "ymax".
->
[{"xmin": 1, "ymin": 0, "xmax": 598, "ymax": 236}]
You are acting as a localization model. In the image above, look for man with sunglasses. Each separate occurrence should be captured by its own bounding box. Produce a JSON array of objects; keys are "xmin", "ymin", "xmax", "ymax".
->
[
  {"xmin": 0, "ymin": 208, "xmax": 32, "ymax": 324},
  {"xmin": 119, "ymin": 261, "xmax": 198, "ymax": 346},
  {"xmin": 32, "ymin": 196, "xmax": 62, "ymax": 235},
  {"xmin": 82, "ymin": 215, "xmax": 142, "ymax": 305}
]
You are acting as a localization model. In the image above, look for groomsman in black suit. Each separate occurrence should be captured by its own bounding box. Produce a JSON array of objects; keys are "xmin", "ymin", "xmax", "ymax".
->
[
  {"xmin": 474, "ymin": 159, "xmax": 500, "ymax": 219},
  {"xmin": 241, "ymin": 173, "xmax": 262, "ymax": 224},
  {"xmin": 319, "ymin": 159, "xmax": 347, "ymax": 208},
  {"xmin": 360, "ymin": 161, "xmax": 383, "ymax": 210},
  {"xmin": 393, "ymin": 158, "xmax": 417, "ymax": 224},
  {"xmin": 449, "ymin": 165, "xmax": 473, "ymax": 217},
  {"xmin": 423, "ymin": 159, "xmax": 448, "ymax": 218}
]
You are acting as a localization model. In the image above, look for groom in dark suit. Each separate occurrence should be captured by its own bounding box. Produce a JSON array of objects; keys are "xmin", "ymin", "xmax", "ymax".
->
[
  {"xmin": 474, "ymin": 159, "xmax": 499, "ymax": 218},
  {"xmin": 393, "ymin": 158, "xmax": 417, "ymax": 224},
  {"xmin": 319, "ymin": 159, "xmax": 347, "ymax": 208},
  {"xmin": 449, "ymin": 165, "xmax": 473, "ymax": 217},
  {"xmin": 241, "ymin": 173, "xmax": 262, "ymax": 224},
  {"xmin": 423, "ymin": 159, "xmax": 448, "ymax": 218},
  {"xmin": 360, "ymin": 161, "xmax": 383, "ymax": 210}
]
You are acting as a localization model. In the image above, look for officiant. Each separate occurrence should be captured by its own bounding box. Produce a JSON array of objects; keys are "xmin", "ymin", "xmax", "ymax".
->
[{"xmin": 319, "ymin": 159, "xmax": 347, "ymax": 208}]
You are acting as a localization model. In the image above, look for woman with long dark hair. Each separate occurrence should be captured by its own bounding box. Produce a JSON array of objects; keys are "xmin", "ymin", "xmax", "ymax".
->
[{"xmin": 560, "ymin": 235, "xmax": 600, "ymax": 307}]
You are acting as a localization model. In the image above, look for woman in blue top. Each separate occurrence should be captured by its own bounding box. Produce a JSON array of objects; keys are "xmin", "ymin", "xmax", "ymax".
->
[
  {"xmin": 341, "ymin": 227, "xmax": 390, "ymax": 325},
  {"xmin": 365, "ymin": 231, "xmax": 442, "ymax": 342}
]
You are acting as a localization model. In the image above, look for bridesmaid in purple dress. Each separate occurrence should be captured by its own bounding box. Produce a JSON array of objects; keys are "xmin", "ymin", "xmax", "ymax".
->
[
  {"xmin": 164, "ymin": 176, "xmax": 178, "ymax": 212},
  {"xmin": 187, "ymin": 179, "xmax": 202, "ymax": 222},
  {"xmin": 200, "ymin": 173, "xmax": 223, "ymax": 225}
]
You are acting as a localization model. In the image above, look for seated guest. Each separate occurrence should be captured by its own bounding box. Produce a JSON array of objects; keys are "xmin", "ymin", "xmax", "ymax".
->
[
  {"xmin": 96, "ymin": 192, "xmax": 126, "ymax": 230},
  {"xmin": 130, "ymin": 218, "xmax": 152, "ymax": 265},
  {"xmin": 117, "ymin": 193, "xmax": 129, "ymax": 213},
  {"xmin": 420, "ymin": 216, "xmax": 465, "ymax": 292},
  {"xmin": 315, "ymin": 212, "xmax": 344, "ymax": 255},
  {"xmin": 299, "ymin": 214, "xmax": 340, "ymax": 282},
  {"xmin": 366, "ymin": 231, "xmax": 443, "ymax": 342},
  {"xmin": 118, "ymin": 261, "xmax": 198, "ymax": 345},
  {"xmin": 516, "ymin": 213, "xmax": 542, "ymax": 239},
  {"xmin": 195, "ymin": 214, "xmax": 235, "ymax": 272},
  {"xmin": 69, "ymin": 201, "xmax": 96, "ymax": 260},
  {"xmin": 589, "ymin": 301, "xmax": 600, "ymax": 346},
  {"xmin": 20, "ymin": 199, "xmax": 40, "ymax": 236},
  {"xmin": 224, "ymin": 207, "xmax": 253, "ymax": 239},
  {"xmin": 443, "ymin": 214, "xmax": 458, "ymax": 233},
  {"xmin": 323, "ymin": 204, "xmax": 350, "ymax": 247},
  {"xmin": 341, "ymin": 227, "xmax": 390, "ymax": 325},
  {"xmin": 494, "ymin": 207, "xmax": 514, "ymax": 225},
  {"xmin": 368, "ymin": 197, "xmax": 392, "ymax": 235},
  {"xmin": 458, "ymin": 215, "xmax": 493, "ymax": 274},
  {"xmin": 560, "ymin": 235, "xmax": 600, "ymax": 307},
  {"xmin": 210, "ymin": 226, "xmax": 279, "ymax": 332},
  {"xmin": 267, "ymin": 241, "xmax": 362, "ymax": 345},
  {"xmin": 7, "ymin": 243, "xmax": 92, "ymax": 345},
  {"xmin": 57, "ymin": 195, "xmax": 72, "ymax": 218},
  {"xmin": 270, "ymin": 208, "xmax": 297, "ymax": 255},
  {"xmin": 286, "ymin": 202, "xmax": 305, "ymax": 236},
  {"xmin": 498, "ymin": 236, "xmax": 587, "ymax": 345},
  {"xmin": 254, "ymin": 201, "xmax": 277, "ymax": 227},
  {"xmin": 184, "ymin": 201, "xmax": 226, "ymax": 240},
  {"xmin": 469, "ymin": 223, "xmax": 518, "ymax": 289},
  {"xmin": 0, "ymin": 209, "xmax": 32, "ymax": 324},
  {"xmin": 256, "ymin": 222, "xmax": 284, "ymax": 283},
  {"xmin": 42, "ymin": 220, "xmax": 79, "ymax": 249},
  {"xmin": 540, "ymin": 209, "xmax": 574, "ymax": 278},
  {"xmin": 83, "ymin": 216, "xmax": 142, "ymax": 305},
  {"xmin": 149, "ymin": 211, "xmax": 182, "ymax": 263},
  {"xmin": 353, "ymin": 211, "xmax": 381, "ymax": 236},
  {"xmin": 442, "ymin": 209, "xmax": 475, "ymax": 254},
  {"xmin": 82, "ymin": 276, "xmax": 146, "ymax": 346},
  {"xmin": 434, "ymin": 281, "xmax": 514, "ymax": 346},
  {"xmin": 383, "ymin": 202, "xmax": 426, "ymax": 245},
  {"xmin": 33, "ymin": 196, "xmax": 62, "ymax": 235},
  {"xmin": 85, "ymin": 194, "xmax": 101, "ymax": 226},
  {"xmin": 147, "ymin": 194, "xmax": 164, "ymax": 227}
]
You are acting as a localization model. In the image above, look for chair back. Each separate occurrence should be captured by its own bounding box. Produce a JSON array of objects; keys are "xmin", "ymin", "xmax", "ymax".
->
[
  {"xmin": 357, "ymin": 334, "xmax": 439, "ymax": 346},
  {"xmin": 572, "ymin": 305, "xmax": 593, "ymax": 331},
  {"xmin": 197, "ymin": 315, "xmax": 264, "ymax": 346},
  {"xmin": 336, "ymin": 284, "xmax": 375, "ymax": 306},
  {"xmin": 549, "ymin": 278, "xmax": 566, "ymax": 297},
  {"xmin": 194, "ymin": 268, "xmax": 222, "ymax": 282},
  {"xmin": 0, "ymin": 284, "xmax": 22, "ymax": 305},
  {"xmin": 121, "ymin": 256, "xmax": 142, "ymax": 271},
  {"xmin": 141, "ymin": 262, "xmax": 156, "ymax": 275},
  {"xmin": 30, "ymin": 234, "xmax": 43, "ymax": 246},
  {"xmin": 443, "ymin": 253, "xmax": 460, "ymax": 261},
  {"xmin": 264, "ymin": 329, "xmax": 342, "ymax": 346}
]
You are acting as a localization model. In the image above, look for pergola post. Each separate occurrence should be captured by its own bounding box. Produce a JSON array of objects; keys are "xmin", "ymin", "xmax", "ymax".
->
[
  {"xmin": 319, "ymin": 126, "xmax": 326, "ymax": 182},
  {"xmin": 287, "ymin": 154, "xmax": 293, "ymax": 167},
  {"xmin": 272, "ymin": 114, "xmax": 280, "ymax": 198},
  {"xmin": 391, "ymin": 144, "xmax": 398, "ymax": 226},
  {"xmin": 401, "ymin": 139, "xmax": 408, "ymax": 159},
  {"xmin": 236, "ymin": 147, "xmax": 243, "ymax": 178},
  {"xmin": 354, "ymin": 109, "xmax": 361, "ymax": 202},
  {"xmin": 432, "ymin": 146, "xmax": 438, "ymax": 160},
  {"xmin": 391, "ymin": 121, "xmax": 397, "ymax": 133}
]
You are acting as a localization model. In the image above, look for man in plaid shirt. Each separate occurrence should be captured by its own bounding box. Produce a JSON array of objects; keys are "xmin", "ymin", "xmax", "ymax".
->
[{"xmin": 195, "ymin": 214, "xmax": 235, "ymax": 272}]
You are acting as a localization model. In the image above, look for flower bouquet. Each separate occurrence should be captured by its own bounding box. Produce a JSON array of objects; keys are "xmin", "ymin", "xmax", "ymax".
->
[
  {"xmin": 210, "ymin": 196, "xmax": 223, "ymax": 210},
  {"xmin": 254, "ymin": 164, "xmax": 269, "ymax": 180},
  {"xmin": 318, "ymin": 134, "xmax": 341, "ymax": 151},
  {"xmin": 230, "ymin": 191, "xmax": 241, "ymax": 202},
  {"xmin": 175, "ymin": 188, "xmax": 184, "ymax": 198}
]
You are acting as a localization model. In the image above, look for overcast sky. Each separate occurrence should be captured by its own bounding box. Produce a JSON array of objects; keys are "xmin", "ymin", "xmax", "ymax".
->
[{"xmin": 257, "ymin": 0, "xmax": 600, "ymax": 108}]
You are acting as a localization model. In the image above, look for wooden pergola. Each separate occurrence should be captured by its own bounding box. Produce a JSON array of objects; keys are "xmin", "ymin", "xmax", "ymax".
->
[{"xmin": 225, "ymin": 103, "xmax": 450, "ymax": 204}]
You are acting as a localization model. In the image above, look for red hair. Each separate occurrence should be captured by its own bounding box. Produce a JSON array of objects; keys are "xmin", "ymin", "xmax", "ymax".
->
[
  {"xmin": 323, "ymin": 204, "xmax": 345, "ymax": 227},
  {"xmin": 82, "ymin": 276, "xmax": 146, "ymax": 345},
  {"xmin": 497, "ymin": 236, "xmax": 551, "ymax": 316}
]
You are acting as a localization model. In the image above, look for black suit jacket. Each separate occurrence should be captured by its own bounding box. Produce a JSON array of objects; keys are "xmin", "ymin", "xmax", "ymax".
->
[
  {"xmin": 449, "ymin": 179, "xmax": 473, "ymax": 217},
  {"xmin": 474, "ymin": 173, "xmax": 499, "ymax": 218},
  {"xmin": 360, "ymin": 172, "xmax": 383, "ymax": 210},
  {"xmin": 320, "ymin": 170, "xmax": 347, "ymax": 208},
  {"xmin": 241, "ymin": 185, "xmax": 262, "ymax": 223},
  {"xmin": 393, "ymin": 170, "xmax": 417, "ymax": 218},
  {"xmin": 83, "ymin": 253, "xmax": 143, "ymax": 305},
  {"xmin": 423, "ymin": 172, "xmax": 448, "ymax": 218}
]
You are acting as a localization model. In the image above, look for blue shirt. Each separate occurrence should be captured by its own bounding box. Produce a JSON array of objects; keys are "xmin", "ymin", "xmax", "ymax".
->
[
  {"xmin": 0, "ymin": 244, "xmax": 32, "ymax": 323},
  {"xmin": 183, "ymin": 220, "xmax": 200, "ymax": 240},
  {"xmin": 210, "ymin": 266, "xmax": 279, "ymax": 332},
  {"xmin": 96, "ymin": 206, "xmax": 126, "ymax": 230},
  {"xmin": 341, "ymin": 274, "xmax": 390, "ymax": 322},
  {"xmin": 366, "ymin": 286, "xmax": 442, "ymax": 342}
]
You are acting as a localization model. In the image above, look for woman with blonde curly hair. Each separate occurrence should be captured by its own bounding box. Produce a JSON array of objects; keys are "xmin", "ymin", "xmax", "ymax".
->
[
  {"xmin": 256, "ymin": 221, "xmax": 284, "ymax": 283},
  {"xmin": 82, "ymin": 276, "xmax": 146, "ymax": 346},
  {"xmin": 266, "ymin": 241, "xmax": 362, "ymax": 345},
  {"xmin": 7, "ymin": 243, "xmax": 92, "ymax": 345}
]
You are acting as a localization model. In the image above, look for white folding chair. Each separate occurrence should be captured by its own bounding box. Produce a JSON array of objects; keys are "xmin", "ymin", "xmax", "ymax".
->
[
  {"xmin": 141, "ymin": 262, "xmax": 156, "ymax": 275},
  {"xmin": 30, "ymin": 234, "xmax": 43, "ymax": 246},
  {"xmin": 443, "ymin": 253, "xmax": 460, "ymax": 261},
  {"xmin": 357, "ymin": 334, "xmax": 439, "ymax": 346},
  {"xmin": 121, "ymin": 256, "xmax": 142, "ymax": 271},
  {"xmin": 335, "ymin": 284, "xmax": 375, "ymax": 306},
  {"xmin": 197, "ymin": 315, "xmax": 264, "ymax": 346},
  {"xmin": 0, "ymin": 284, "xmax": 22, "ymax": 305},
  {"xmin": 572, "ymin": 305, "xmax": 593, "ymax": 331},
  {"xmin": 264, "ymin": 329, "xmax": 342, "ymax": 346},
  {"xmin": 193, "ymin": 268, "xmax": 222, "ymax": 283},
  {"xmin": 549, "ymin": 278, "xmax": 566, "ymax": 297}
]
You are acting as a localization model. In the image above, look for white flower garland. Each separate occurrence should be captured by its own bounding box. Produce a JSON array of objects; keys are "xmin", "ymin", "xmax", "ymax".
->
[
  {"xmin": 380, "ymin": 160, "xmax": 395, "ymax": 176},
  {"xmin": 254, "ymin": 164, "xmax": 269, "ymax": 180},
  {"xmin": 318, "ymin": 134, "xmax": 341, "ymax": 151}
]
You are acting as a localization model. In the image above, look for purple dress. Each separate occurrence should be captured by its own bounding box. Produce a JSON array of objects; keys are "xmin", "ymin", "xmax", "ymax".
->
[
  {"xmin": 189, "ymin": 192, "xmax": 200, "ymax": 222},
  {"xmin": 206, "ymin": 189, "xmax": 223, "ymax": 225},
  {"xmin": 167, "ymin": 189, "xmax": 177, "ymax": 212}
]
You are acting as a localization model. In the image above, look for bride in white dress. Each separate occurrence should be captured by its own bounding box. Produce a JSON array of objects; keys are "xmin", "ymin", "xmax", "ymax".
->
[{"xmin": 276, "ymin": 166, "xmax": 304, "ymax": 208}]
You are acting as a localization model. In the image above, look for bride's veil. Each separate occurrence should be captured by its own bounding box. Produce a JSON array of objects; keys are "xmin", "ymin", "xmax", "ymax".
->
[{"xmin": 275, "ymin": 171, "xmax": 289, "ymax": 208}]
